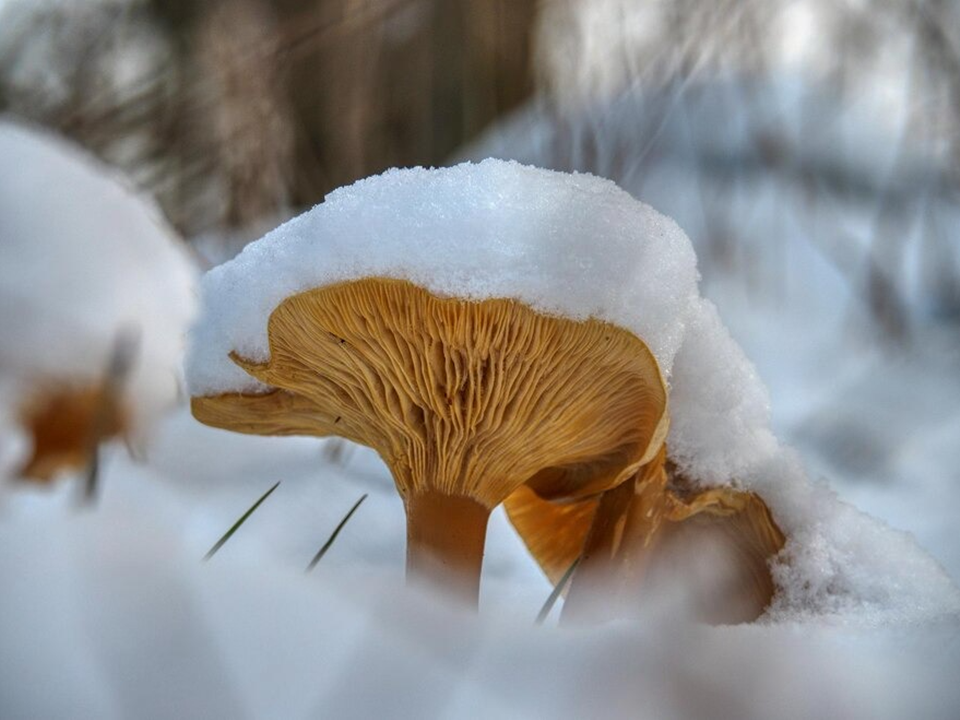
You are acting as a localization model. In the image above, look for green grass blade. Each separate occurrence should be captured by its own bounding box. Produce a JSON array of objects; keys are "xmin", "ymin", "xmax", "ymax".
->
[
  {"xmin": 203, "ymin": 481, "xmax": 281, "ymax": 561},
  {"xmin": 306, "ymin": 493, "xmax": 368, "ymax": 572},
  {"xmin": 535, "ymin": 556, "xmax": 581, "ymax": 625}
]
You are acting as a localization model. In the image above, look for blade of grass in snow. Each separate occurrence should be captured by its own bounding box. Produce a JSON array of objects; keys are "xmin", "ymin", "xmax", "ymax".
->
[
  {"xmin": 81, "ymin": 327, "xmax": 140, "ymax": 506},
  {"xmin": 203, "ymin": 481, "xmax": 281, "ymax": 561},
  {"xmin": 535, "ymin": 557, "xmax": 581, "ymax": 625},
  {"xmin": 306, "ymin": 494, "xmax": 368, "ymax": 572}
]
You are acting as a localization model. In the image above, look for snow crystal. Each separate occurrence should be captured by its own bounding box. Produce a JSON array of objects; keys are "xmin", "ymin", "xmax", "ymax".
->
[
  {"xmin": 185, "ymin": 158, "xmax": 700, "ymax": 395},
  {"xmin": 0, "ymin": 119, "xmax": 197, "ymax": 457}
]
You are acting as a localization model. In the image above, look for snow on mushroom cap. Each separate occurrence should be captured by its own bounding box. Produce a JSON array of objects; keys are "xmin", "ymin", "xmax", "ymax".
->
[
  {"xmin": 669, "ymin": 298, "xmax": 960, "ymax": 624},
  {"xmin": 185, "ymin": 159, "xmax": 700, "ymax": 396},
  {"xmin": 668, "ymin": 297, "xmax": 780, "ymax": 486},
  {"xmin": 0, "ymin": 120, "xmax": 197, "ymax": 439}
]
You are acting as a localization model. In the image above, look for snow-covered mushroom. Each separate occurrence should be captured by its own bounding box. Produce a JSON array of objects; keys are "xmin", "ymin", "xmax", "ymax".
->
[
  {"xmin": 192, "ymin": 276, "xmax": 669, "ymax": 603},
  {"xmin": 186, "ymin": 160, "xmax": 701, "ymax": 605},
  {"xmin": 0, "ymin": 119, "xmax": 196, "ymax": 482}
]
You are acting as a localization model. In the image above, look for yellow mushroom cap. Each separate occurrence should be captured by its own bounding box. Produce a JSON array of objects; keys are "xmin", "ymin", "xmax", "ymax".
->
[{"xmin": 192, "ymin": 277, "xmax": 669, "ymax": 509}]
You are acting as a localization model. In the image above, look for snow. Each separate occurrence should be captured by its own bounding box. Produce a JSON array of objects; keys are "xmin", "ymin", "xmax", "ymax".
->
[
  {"xmin": 185, "ymin": 159, "xmax": 699, "ymax": 396},
  {"xmin": 660, "ymin": 297, "xmax": 959, "ymax": 626},
  {"xmin": 183, "ymin": 157, "xmax": 960, "ymax": 626},
  {"xmin": 1, "ymin": 439, "xmax": 959, "ymax": 720},
  {"xmin": 0, "ymin": 379, "xmax": 29, "ymax": 479},
  {"xmin": 667, "ymin": 297, "xmax": 779, "ymax": 485},
  {"xmin": 0, "ymin": 119, "xmax": 197, "ymax": 461}
]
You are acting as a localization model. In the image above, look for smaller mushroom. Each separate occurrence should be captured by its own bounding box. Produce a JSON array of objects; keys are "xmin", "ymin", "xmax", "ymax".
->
[
  {"xmin": 16, "ymin": 382, "xmax": 126, "ymax": 482},
  {"xmin": 505, "ymin": 446, "xmax": 786, "ymax": 624},
  {"xmin": 0, "ymin": 121, "xmax": 195, "ymax": 483}
]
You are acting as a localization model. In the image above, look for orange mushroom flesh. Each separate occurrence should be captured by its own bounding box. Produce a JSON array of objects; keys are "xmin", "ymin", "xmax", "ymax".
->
[
  {"xmin": 504, "ymin": 447, "xmax": 786, "ymax": 624},
  {"xmin": 16, "ymin": 383, "xmax": 126, "ymax": 482},
  {"xmin": 191, "ymin": 277, "xmax": 668, "ymax": 606}
]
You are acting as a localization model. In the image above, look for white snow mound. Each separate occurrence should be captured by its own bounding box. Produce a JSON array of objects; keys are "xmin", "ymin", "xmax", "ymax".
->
[{"xmin": 0, "ymin": 119, "xmax": 197, "ymax": 454}]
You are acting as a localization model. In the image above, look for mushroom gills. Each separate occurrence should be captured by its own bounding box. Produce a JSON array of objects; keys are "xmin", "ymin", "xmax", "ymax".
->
[{"xmin": 192, "ymin": 278, "xmax": 669, "ymax": 606}]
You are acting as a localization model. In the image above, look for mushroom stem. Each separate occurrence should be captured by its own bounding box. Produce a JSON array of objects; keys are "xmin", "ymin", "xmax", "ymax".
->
[{"xmin": 404, "ymin": 491, "xmax": 491, "ymax": 608}]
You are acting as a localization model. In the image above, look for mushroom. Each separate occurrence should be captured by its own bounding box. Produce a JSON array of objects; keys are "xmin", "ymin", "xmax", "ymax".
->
[
  {"xmin": 191, "ymin": 277, "xmax": 669, "ymax": 605},
  {"xmin": 15, "ymin": 329, "xmax": 138, "ymax": 482},
  {"xmin": 16, "ymin": 382, "xmax": 126, "ymax": 482},
  {"xmin": 0, "ymin": 121, "xmax": 195, "ymax": 484},
  {"xmin": 504, "ymin": 446, "xmax": 786, "ymax": 623}
]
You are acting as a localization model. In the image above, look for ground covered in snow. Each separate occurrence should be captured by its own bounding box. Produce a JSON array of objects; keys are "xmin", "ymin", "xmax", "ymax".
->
[
  {"xmin": 2, "ymin": 407, "xmax": 960, "ymax": 719},
  {"xmin": 2, "ymin": 120, "xmax": 960, "ymax": 719}
]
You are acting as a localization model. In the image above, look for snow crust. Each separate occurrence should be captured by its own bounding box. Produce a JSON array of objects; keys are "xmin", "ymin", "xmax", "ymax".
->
[
  {"xmin": 186, "ymin": 159, "xmax": 699, "ymax": 395},
  {"xmin": 1, "ymin": 450, "xmax": 958, "ymax": 719},
  {"xmin": 0, "ymin": 119, "xmax": 197, "ymax": 455}
]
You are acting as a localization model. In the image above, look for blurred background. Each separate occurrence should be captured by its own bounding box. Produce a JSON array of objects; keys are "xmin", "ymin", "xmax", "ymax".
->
[{"xmin": 2, "ymin": 0, "xmax": 959, "ymax": 576}]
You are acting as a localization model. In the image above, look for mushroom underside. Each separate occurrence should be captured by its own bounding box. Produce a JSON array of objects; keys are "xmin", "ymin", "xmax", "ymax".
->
[
  {"xmin": 191, "ymin": 277, "xmax": 670, "ymax": 604},
  {"xmin": 194, "ymin": 277, "xmax": 669, "ymax": 505}
]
